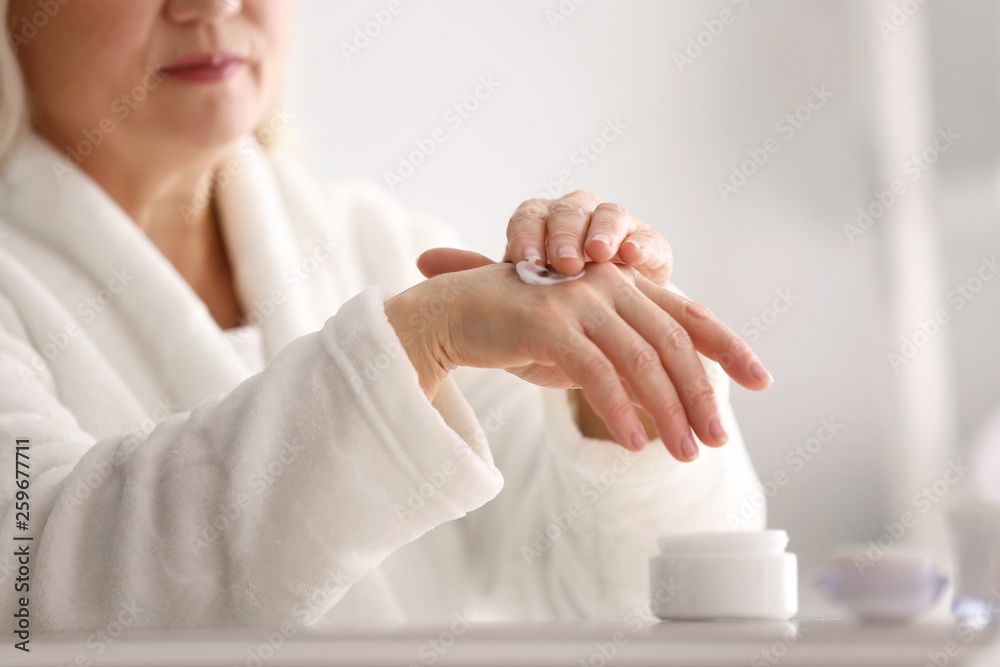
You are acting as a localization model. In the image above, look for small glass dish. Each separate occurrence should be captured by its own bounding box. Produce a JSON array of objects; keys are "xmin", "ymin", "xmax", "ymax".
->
[{"xmin": 816, "ymin": 548, "xmax": 948, "ymax": 624}]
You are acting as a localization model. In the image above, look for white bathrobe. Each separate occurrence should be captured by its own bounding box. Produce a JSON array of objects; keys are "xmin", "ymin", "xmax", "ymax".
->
[{"xmin": 0, "ymin": 133, "xmax": 764, "ymax": 632}]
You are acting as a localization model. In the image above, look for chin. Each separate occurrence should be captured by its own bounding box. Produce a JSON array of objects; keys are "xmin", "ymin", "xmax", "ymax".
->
[
  {"xmin": 161, "ymin": 105, "xmax": 267, "ymax": 154},
  {"xmin": 155, "ymin": 79, "xmax": 275, "ymax": 152}
]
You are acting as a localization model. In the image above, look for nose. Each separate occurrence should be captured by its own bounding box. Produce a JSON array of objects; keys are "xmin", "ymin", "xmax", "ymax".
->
[{"xmin": 165, "ymin": 0, "xmax": 242, "ymax": 24}]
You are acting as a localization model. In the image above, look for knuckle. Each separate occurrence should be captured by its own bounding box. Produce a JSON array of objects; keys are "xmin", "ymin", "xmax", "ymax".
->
[
  {"xmin": 508, "ymin": 208, "xmax": 546, "ymax": 230},
  {"xmin": 595, "ymin": 201, "xmax": 629, "ymax": 217},
  {"xmin": 566, "ymin": 189, "xmax": 597, "ymax": 200},
  {"xmin": 662, "ymin": 325, "xmax": 693, "ymax": 352},
  {"xmin": 548, "ymin": 230, "xmax": 581, "ymax": 247},
  {"xmin": 548, "ymin": 201, "xmax": 590, "ymax": 220},
  {"xmin": 653, "ymin": 399, "xmax": 688, "ymax": 429},
  {"xmin": 645, "ymin": 233, "xmax": 672, "ymax": 257},
  {"xmin": 578, "ymin": 303, "xmax": 613, "ymax": 334},
  {"xmin": 720, "ymin": 335, "xmax": 753, "ymax": 367},
  {"xmin": 685, "ymin": 383, "xmax": 717, "ymax": 409},
  {"xmin": 628, "ymin": 341, "xmax": 661, "ymax": 375},
  {"xmin": 528, "ymin": 295, "xmax": 566, "ymax": 328},
  {"xmin": 682, "ymin": 299, "xmax": 715, "ymax": 322},
  {"xmin": 605, "ymin": 396, "xmax": 635, "ymax": 424},
  {"xmin": 726, "ymin": 334, "xmax": 753, "ymax": 360},
  {"xmin": 580, "ymin": 355, "xmax": 614, "ymax": 386}
]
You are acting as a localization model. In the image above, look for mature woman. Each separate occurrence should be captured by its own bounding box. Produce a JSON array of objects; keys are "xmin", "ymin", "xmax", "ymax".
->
[{"xmin": 0, "ymin": 0, "xmax": 771, "ymax": 631}]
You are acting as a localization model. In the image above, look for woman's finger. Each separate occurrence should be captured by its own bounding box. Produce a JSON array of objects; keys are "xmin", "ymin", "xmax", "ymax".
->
[
  {"xmin": 583, "ymin": 202, "xmax": 637, "ymax": 263},
  {"xmin": 612, "ymin": 283, "xmax": 727, "ymax": 450},
  {"xmin": 506, "ymin": 200, "xmax": 550, "ymax": 265},
  {"xmin": 549, "ymin": 330, "xmax": 648, "ymax": 452},
  {"xmin": 544, "ymin": 190, "xmax": 603, "ymax": 277},
  {"xmin": 582, "ymin": 308, "xmax": 702, "ymax": 461},
  {"xmin": 617, "ymin": 226, "xmax": 673, "ymax": 286},
  {"xmin": 417, "ymin": 248, "xmax": 495, "ymax": 278},
  {"xmin": 633, "ymin": 275, "xmax": 773, "ymax": 390}
]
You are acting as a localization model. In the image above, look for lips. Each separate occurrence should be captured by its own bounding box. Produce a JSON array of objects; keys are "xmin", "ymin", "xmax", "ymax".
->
[{"xmin": 158, "ymin": 51, "xmax": 247, "ymax": 83}]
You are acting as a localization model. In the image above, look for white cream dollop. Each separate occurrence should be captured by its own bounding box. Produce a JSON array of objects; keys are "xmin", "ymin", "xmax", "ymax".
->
[{"xmin": 515, "ymin": 260, "xmax": 586, "ymax": 286}]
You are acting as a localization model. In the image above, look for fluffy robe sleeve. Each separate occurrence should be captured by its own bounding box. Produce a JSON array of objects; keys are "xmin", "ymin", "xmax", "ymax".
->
[{"xmin": 0, "ymin": 252, "xmax": 503, "ymax": 631}]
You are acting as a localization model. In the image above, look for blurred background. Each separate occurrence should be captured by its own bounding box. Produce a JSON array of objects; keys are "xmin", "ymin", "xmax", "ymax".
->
[{"xmin": 287, "ymin": 0, "xmax": 1000, "ymax": 614}]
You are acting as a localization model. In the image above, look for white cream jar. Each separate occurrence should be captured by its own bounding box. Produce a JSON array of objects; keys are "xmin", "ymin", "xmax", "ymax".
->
[{"xmin": 649, "ymin": 530, "xmax": 798, "ymax": 620}]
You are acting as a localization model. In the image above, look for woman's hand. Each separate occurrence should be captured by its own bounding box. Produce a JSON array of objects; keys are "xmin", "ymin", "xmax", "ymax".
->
[
  {"xmin": 504, "ymin": 190, "xmax": 672, "ymax": 286},
  {"xmin": 385, "ymin": 260, "xmax": 771, "ymax": 463}
]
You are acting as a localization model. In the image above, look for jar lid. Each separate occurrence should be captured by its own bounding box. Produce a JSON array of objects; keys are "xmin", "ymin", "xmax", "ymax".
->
[{"xmin": 657, "ymin": 530, "xmax": 789, "ymax": 555}]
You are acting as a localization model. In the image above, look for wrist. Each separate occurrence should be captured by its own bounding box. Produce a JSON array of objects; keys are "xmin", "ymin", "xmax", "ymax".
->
[{"xmin": 385, "ymin": 282, "xmax": 454, "ymax": 401}]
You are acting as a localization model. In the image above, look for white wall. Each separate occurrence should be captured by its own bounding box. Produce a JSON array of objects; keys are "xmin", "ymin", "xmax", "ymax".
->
[{"xmin": 289, "ymin": 0, "xmax": 1000, "ymax": 614}]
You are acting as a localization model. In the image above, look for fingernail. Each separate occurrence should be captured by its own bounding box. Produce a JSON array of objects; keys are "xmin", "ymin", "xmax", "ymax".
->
[
  {"xmin": 557, "ymin": 245, "xmax": 580, "ymax": 260},
  {"xmin": 708, "ymin": 416, "xmax": 729, "ymax": 444},
  {"xmin": 750, "ymin": 359, "xmax": 773, "ymax": 384},
  {"xmin": 680, "ymin": 432, "xmax": 699, "ymax": 460},
  {"xmin": 623, "ymin": 238, "xmax": 647, "ymax": 261},
  {"xmin": 523, "ymin": 246, "xmax": 542, "ymax": 263},
  {"xmin": 630, "ymin": 428, "xmax": 647, "ymax": 452},
  {"xmin": 590, "ymin": 234, "xmax": 612, "ymax": 247}
]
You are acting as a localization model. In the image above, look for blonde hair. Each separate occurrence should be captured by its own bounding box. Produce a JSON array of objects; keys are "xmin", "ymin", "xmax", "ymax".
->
[{"xmin": 0, "ymin": 0, "xmax": 27, "ymax": 166}]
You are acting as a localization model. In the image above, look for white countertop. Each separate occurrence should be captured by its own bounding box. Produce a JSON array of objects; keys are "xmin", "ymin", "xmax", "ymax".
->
[{"xmin": 12, "ymin": 618, "xmax": 1000, "ymax": 667}]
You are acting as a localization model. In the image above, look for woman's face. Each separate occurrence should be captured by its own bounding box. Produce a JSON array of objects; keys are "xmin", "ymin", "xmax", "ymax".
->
[{"xmin": 7, "ymin": 0, "xmax": 292, "ymax": 161}]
